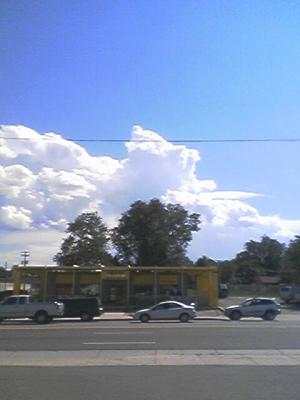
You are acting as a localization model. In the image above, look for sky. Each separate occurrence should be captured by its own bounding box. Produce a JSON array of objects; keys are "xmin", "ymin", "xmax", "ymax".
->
[{"xmin": 0, "ymin": 0, "xmax": 300, "ymax": 267}]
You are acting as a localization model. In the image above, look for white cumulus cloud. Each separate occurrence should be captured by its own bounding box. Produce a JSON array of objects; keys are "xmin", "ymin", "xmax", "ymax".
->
[
  {"xmin": 0, "ymin": 124, "xmax": 299, "ymax": 265},
  {"xmin": 0, "ymin": 205, "xmax": 32, "ymax": 229}
]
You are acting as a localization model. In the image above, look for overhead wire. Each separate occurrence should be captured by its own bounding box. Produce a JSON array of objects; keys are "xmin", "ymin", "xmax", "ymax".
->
[{"xmin": 1, "ymin": 136, "xmax": 300, "ymax": 144}]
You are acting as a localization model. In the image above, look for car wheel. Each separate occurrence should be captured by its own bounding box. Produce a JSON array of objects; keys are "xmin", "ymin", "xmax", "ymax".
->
[
  {"xmin": 80, "ymin": 313, "xmax": 93, "ymax": 322},
  {"xmin": 140, "ymin": 314, "xmax": 150, "ymax": 323},
  {"xmin": 34, "ymin": 311, "xmax": 49, "ymax": 324},
  {"xmin": 230, "ymin": 310, "xmax": 241, "ymax": 321},
  {"xmin": 262, "ymin": 310, "xmax": 276, "ymax": 321},
  {"xmin": 179, "ymin": 313, "xmax": 190, "ymax": 323}
]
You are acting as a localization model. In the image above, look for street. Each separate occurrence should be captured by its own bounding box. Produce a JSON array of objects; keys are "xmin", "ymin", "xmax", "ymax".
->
[
  {"xmin": 1, "ymin": 310, "xmax": 300, "ymax": 399},
  {"xmin": 1, "ymin": 318, "xmax": 300, "ymax": 351},
  {"xmin": 1, "ymin": 366, "xmax": 300, "ymax": 400}
]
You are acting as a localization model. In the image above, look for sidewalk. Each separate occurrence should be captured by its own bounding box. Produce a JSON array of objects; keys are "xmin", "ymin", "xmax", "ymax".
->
[{"xmin": 99, "ymin": 312, "xmax": 132, "ymax": 321}]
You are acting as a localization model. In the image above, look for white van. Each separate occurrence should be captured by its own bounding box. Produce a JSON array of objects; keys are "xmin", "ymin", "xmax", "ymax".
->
[{"xmin": 279, "ymin": 285, "xmax": 300, "ymax": 303}]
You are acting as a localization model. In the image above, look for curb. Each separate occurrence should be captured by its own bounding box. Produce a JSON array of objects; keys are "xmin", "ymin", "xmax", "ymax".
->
[
  {"xmin": 97, "ymin": 317, "xmax": 229, "ymax": 322},
  {"xmin": 98, "ymin": 312, "xmax": 228, "ymax": 322}
]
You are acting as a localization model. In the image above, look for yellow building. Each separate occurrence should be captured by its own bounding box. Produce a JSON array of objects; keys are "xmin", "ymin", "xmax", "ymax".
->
[{"xmin": 13, "ymin": 265, "xmax": 218, "ymax": 308}]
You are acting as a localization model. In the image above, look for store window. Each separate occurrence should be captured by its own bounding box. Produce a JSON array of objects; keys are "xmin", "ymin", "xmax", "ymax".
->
[{"xmin": 131, "ymin": 271, "xmax": 154, "ymax": 306}]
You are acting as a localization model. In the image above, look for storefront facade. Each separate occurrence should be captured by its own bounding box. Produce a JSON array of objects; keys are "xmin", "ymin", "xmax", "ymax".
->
[{"xmin": 13, "ymin": 265, "xmax": 218, "ymax": 308}]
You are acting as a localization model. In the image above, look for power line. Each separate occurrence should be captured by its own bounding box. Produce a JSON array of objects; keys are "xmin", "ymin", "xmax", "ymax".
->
[{"xmin": 1, "ymin": 136, "xmax": 300, "ymax": 143}]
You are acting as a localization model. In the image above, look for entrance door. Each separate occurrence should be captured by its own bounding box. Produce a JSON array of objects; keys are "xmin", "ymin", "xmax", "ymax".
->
[{"xmin": 102, "ymin": 280, "xmax": 127, "ymax": 306}]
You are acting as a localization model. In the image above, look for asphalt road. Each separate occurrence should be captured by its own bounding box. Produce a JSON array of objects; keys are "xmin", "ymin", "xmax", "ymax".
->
[
  {"xmin": 1, "ymin": 312, "xmax": 300, "ymax": 399},
  {"xmin": 1, "ymin": 318, "xmax": 300, "ymax": 351},
  {"xmin": 1, "ymin": 366, "xmax": 300, "ymax": 400}
]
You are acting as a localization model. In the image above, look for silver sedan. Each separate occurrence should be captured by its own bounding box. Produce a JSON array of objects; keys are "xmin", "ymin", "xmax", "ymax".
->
[{"xmin": 132, "ymin": 301, "xmax": 197, "ymax": 323}]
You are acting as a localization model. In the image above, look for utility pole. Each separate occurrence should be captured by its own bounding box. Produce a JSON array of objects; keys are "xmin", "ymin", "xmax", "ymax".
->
[
  {"xmin": 20, "ymin": 251, "xmax": 30, "ymax": 292},
  {"xmin": 20, "ymin": 251, "xmax": 30, "ymax": 267},
  {"xmin": 4, "ymin": 261, "xmax": 7, "ymax": 291}
]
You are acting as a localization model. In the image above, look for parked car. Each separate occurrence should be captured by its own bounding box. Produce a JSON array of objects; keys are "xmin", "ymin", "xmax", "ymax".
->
[
  {"xmin": 224, "ymin": 297, "xmax": 281, "ymax": 321},
  {"xmin": 54, "ymin": 296, "xmax": 103, "ymax": 321},
  {"xmin": 279, "ymin": 285, "xmax": 300, "ymax": 303},
  {"xmin": 131, "ymin": 300, "xmax": 197, "ymax": 323},
  {"xmin": 0, "ymin": 295, "xmax": 64, "ymax": 324}
]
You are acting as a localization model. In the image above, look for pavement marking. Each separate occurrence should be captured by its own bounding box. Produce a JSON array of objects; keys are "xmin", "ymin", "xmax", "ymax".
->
[
  {"xmin": 2, "ymin": 349, "xmax": 300, "ymax": 367},
  {"xmin": 0, "ymin": 319, "xmax": 300, "ymax": 331},
  {"xmin": 83, "ymin": 341, "xmax": 156, "ymax": 345},
  {"xmin": 93, "ymin": 332, "xmax": 153, "ymax": 335},
  {"xmin": 1, "ymin": 323, "xmax": 300, "ymax": 331}
]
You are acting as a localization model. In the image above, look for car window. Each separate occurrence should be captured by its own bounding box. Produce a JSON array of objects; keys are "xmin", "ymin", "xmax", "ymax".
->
[
  {"xmin": 19, "ymin": 297, "xmax": 27, "ymax": 304},
  {"xmin": 260, "ymin": 299, "xmax": 275, "ymax": 305},
  {"xmin": 152, "ymin": 304, "xmax": 168, "ymax": 310},
  {"xmin": 3, "ymin": 297, "xmax": 17, "ymax": 305},
  {"xmin": 280, "ymin": 287, "xmax": 290, "ymax": 292},
  {"xmin": 168, "ymin": 303, "xmax": 182, "ymax": 309}
]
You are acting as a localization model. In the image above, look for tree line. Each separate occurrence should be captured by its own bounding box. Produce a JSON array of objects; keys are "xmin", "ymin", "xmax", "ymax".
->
[
  {"xmin": 54, "ymin": 199, "xmax": 201, "ymax": 267},
  {"xmin": 216, "ymin": 235, "xmax": 300, "ymax": 285},
  {"xmin": 54, "ymin": 198, "xmax": 300, "ymax": 284}
]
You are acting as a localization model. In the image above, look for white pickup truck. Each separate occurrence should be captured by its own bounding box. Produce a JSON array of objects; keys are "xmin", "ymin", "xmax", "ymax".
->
[{"xmin": 0, "ymin": 295, "xmax": 64, "ymax": 324}]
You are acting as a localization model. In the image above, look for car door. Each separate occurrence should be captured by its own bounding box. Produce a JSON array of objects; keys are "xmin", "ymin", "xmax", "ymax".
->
[
  {"xmin": 253, "ymin": 299, "xmax": 269, "ymax": 317},
  {"xmin": 17, "ymin": 296, "xmax": 29, "ymax": 317},
  {"xmin": 149, "ymin": 303, "xmax": 171, "ymax": 319},
  {"xmin": 241, "ymin": 299, "xmax": 256, "ymax": 317},
  {"xmin": 244, "ymin": 299, "xmax": 263, "ymax": 317},
  {"xmin": 165, "ymin": 302, "xmax": 184, "ymax": 319},
  {"xmin": 0, "ymin": 296, "xmax": 21, "ymax": 317}
]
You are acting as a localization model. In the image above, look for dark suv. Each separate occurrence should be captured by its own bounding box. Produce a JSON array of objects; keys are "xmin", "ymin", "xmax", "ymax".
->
[
  {"xmin": 224, "ymin": 297, "xmax": 281, "ymax": 321},
  {"xmin": 55, "ymin": 296, "xmax": 104, "ymax": 321}
]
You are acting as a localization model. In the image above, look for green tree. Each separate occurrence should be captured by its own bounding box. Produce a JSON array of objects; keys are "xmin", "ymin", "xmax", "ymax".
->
[
  {"xmin": 218, "ymin": 260, "xmax": 235, "ymax": 283},
  {"xmin": 244, "ymin": 236, "xmax": 285, "ymax": 273},
  {"xmin": 54, "ymin": 212, "xmax": 113, "ymax": 266},
  {"xmin": 112, "ymin": 199, "xmax": 201, "ymax": 266},
  {"xmin": 282, "ymin": 235, "xmax": 300, "ymax": 283},
  {"xmin": 233, "ymin": 236, "xmax": 285, "ymax": 283},
  {"xmin": 195, "ymin": 256, "xmax": 217, "ymax": 267},
  {"xmin": 234, "ymin": 252, "xmax": 258, "ymax": 284}
]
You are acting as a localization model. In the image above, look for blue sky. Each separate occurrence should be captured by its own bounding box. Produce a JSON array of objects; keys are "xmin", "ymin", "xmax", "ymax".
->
[{"xmin": 0, "ymin": 1, "xmax": 300, "ymax": 266}]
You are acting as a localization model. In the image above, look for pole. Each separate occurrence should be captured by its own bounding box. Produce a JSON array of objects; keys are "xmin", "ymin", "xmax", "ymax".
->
[
  {"xmin": 20, "ymin": 251, "xmax": 30, "ymax": 293},
  {"xmin": 20, "ymin": 251, "xmax": 30, "ymax": 267}
]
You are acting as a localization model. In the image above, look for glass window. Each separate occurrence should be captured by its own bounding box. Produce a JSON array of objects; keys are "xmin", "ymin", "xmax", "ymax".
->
[
  {"xmin": 153, "ymin": 303, "xmax": 175, "ymax": 310},
  {"xmin": 169, "ymin": 302, "xmax": 182, "ymax": 309},
  {"xmin": 260, "ymin": 299, "xmax": 273, "ymax": 305},
  {"xmin": 3, "ymin": 297, "xmax": 17, "ymax": 305},
  {"xmin": 19, "ymin": 297, "xmax": 27, "ymax": 304}
]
